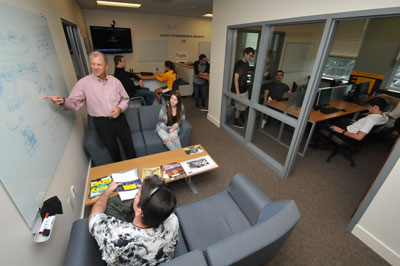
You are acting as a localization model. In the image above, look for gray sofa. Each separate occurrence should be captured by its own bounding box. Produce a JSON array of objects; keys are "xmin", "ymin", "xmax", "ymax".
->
[
  {"xmin": 84, "ymin": 104, "xmax": 192, "ymax": 166},
  {"xmin": 64, "ymin": 173, "xmax": 301, "ymax": 266}
]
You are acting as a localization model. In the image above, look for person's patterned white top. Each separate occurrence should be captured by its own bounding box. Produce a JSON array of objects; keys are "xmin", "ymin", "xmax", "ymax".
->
[{"xmin": 89, "ymin": 213, "xmax": 179, "ymax": 266}]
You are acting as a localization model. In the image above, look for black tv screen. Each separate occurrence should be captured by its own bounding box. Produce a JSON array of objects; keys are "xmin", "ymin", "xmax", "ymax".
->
[{"xmin": 90, "ymin": 26, "xmax": 132, "ymax": 54}]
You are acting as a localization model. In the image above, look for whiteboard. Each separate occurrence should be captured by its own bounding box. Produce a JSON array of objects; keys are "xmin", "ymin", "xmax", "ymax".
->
[
  {"xmin": 0, "ymin": 3, "xmax": 75, "ymax": 229},
  {"xmin": 281, "ymin": 42, "xmax": 315, "ymax": 72},
  {"xmin": 137, "ymin": 40, "xmax": 168, "ymax": 62}
]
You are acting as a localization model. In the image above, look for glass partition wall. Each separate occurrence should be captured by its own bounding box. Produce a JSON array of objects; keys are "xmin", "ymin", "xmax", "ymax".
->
[{"xmin": 221, "ymin": 20, "xmax": 335, "ymax": 178}]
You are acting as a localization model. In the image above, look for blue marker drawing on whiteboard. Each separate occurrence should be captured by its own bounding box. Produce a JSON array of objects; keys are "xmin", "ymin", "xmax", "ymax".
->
[
  {"xmin": 0, "ymin": 30, "xmax": 29, "ymax": 56},
  {"xmin": 22, "ymin": 126, "xmax": 38, "ymax": 156}
]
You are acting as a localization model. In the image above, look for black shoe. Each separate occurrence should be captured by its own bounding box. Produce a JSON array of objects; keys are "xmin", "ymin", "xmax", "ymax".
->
[{"xmin": 233, "ymin": 119, "xmax": 245, "ymax": 128}]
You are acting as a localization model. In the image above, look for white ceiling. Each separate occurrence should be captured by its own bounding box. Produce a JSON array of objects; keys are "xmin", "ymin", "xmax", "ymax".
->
[{"xmin": 76, "ymin": 0, "xmax": 213, "ymax": 18}]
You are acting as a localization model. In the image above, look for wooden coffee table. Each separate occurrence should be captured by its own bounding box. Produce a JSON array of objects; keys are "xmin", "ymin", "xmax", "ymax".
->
[{"xmin": 85, "ymin": 144, "xmax": 218, "ymax": 206}]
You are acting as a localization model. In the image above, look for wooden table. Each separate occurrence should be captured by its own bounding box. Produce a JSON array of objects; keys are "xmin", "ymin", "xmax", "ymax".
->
[
  {"xmin": 85, "ymin": 144, "xmax": 218, "ymax": 206},
  {"xmin": 261, "ymin": 100, "xmax": 368, "ymax": 156}
]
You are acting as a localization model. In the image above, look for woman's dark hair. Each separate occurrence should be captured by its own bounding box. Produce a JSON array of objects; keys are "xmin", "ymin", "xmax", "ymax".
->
[
  {"xmin": 138, "ymin": 176, "xmax": 176, "ymax": 228},
  {"xmin": 164, "ymin": 60, "xmax": 176, "ymax": 73},
  {"xmin": 167, "ymin": 92, "xmax": 182, "ymax": 126}
]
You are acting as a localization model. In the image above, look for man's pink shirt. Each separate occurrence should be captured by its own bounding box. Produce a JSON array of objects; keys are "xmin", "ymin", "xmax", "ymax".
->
[{"xmin": 62, "ymin": 74, "xmax": 129, "ymax": 117}]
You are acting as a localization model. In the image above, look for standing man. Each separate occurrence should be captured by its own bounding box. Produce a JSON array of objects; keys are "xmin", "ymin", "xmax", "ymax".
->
[
  {"xmin": 193, "ymin": 54, "xmax": 210, "ymax": 108},
  {"xmin": 89, "ymin": 175, "xmax": 179, "ymax": 265},
  {"xmin": 231, "ymin": 47, "xmax": 255, "ymax": 128},
  {"xmin": 261, "ymin": 70, "xmax": 290, "ymax": 128},
  {"xmin": 45, "ymin": 51, "xmax": 136, "ymax": 162},
  {"xmin": 114, "ymin": 55, "xmax": 156, "ymax": 106}
]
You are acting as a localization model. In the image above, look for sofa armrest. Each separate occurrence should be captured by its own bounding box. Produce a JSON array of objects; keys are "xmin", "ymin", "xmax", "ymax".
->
[
  {"xmin": 64, "ymin": 219, "xmax": 106, "ymax": 266},
  {"xmin": 227, "ymin": 173, "xmax": 271, "ymax": 225},
  {"xmin": 205, "ymin": 200, "xmax": 301, "ymax": 266},
  {"xmin": 179, "ymin": 120, "xmax": 192, "ymax": 148},
  {"xmin": 161, "ymin": 250, "xmax": 208, "ymax": 266}
]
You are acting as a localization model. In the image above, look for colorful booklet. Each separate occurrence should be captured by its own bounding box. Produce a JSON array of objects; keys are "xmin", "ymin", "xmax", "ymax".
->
[
  {"xmin": 180, "ymin": 155, "xmax": 218, "ymax": 176},
  {"xmin": 184, "ymin": 145, "xmax": 203, "ymax": 155},
  {"xmin": 117, "ymin": 179, "xmax": 142, "ymax": 201},
  {"xmin": 112, "ymin": 169, "xmax": 141, "ymax": 201},
  {"xmin": 89, "ymin": 175, "xmax": 112, "ymax": 199},
  {"xmin": 142, "ymin": 167, "xmax": 162, "ymax": 180},
  {"xmin": 161, "ymin": 162, "xmax": 187, "ymax": 182}
]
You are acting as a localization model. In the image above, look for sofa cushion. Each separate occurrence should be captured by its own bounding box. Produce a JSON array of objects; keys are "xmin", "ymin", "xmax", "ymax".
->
[
  {"xmin": 139, "ymin": 104, "xmax": 162, "ymax": 131},
  {"xmin": 176, "ymin": 190, "xmax": 251, "ymax": 251},
  {"xmin": 227, "ymin": 173, "xmax": 271, "ymax": 225},
  {"xmin": 161, "ymin": 250, "xmax": 208, "ymax": 266},
  {"xmin": 123, "ymin": 107, "xmax": 140, "ymax": 133},
  {"xmin": 131, "ymin": 132, "xmax": 146, "ymax": 157},
  {"xmin": 173, "ymin": 226, "xmax": 188, "ymax": 258}
]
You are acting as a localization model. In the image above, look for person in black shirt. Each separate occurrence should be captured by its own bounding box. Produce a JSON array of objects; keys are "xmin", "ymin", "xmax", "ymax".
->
[
  {"xmin": 231, "ymin": 47, "xmax": 255, "ymax": 128},
  {"xmin": 114, "ymin": 55, "xmax": 156, "ymax": 106},
  {"xmin": 193, "ymin": 54, "xmax": 210, "ymax": 108}
]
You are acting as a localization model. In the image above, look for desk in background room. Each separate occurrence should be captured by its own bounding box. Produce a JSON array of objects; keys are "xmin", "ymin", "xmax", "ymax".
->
[
  {"xmin": 262, "ymin": 100, "xmax": 368, "ymax": 156},
  {"xmin": 175, "ymin": 62, "xmax": 194, "ymax": 96}
]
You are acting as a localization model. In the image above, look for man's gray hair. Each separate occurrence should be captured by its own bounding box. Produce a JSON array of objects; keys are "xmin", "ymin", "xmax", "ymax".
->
[{"xmin": 90, "ymin": 51, "xmax": 107, "ymax": 64}]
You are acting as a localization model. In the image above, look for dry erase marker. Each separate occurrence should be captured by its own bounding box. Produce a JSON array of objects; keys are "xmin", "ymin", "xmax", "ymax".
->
[
  {"xmin": 39, "ymin": 213, "xmax": 49, "ymax": 234},
  {"xmin": 42, "ymin": 215, "xmax": 55, "ymax": 237}
]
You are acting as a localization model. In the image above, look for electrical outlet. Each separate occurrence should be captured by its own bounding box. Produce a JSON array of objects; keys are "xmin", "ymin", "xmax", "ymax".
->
[
  {"xmin": 67, "ymin": 196, "xmax": 74, "ymax": 210},
  {"xmin": 70, "ymin": 185, "xmax": 76, "ymax": 199}
]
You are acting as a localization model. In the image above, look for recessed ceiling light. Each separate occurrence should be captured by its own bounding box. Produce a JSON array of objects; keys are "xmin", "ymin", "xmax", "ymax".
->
[
  {"xmin": 96, "ymin": 1, "xmax": 141, "ymax": 8},
  {"xmin": 203, "ymin": 14, "xmax": 213, "ymax": 18}
]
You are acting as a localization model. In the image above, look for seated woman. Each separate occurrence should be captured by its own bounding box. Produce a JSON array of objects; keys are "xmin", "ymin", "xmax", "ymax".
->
[
  {"xmin": 156, "ymin": 92, "xmax": 185, "ymax": 150},
  {"xmin": 154, "ymin": 60, "xmax": 178, "ymax": 101}
]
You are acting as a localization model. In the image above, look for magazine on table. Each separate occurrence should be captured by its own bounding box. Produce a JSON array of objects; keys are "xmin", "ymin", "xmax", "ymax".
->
[
  {"xmin": 161, "ymin": 162, "xmax": 187, "ymax": 182},
  {"xmin": 89, "ymin": 175, "xmax": 112, "ymax": 199},
  {"xmin": 184, "ymin": 145, "xmax": 203, "ymax": 155},
  {"xmin": 142, "ymin": 167, "xmax": 162, "ymax": 180},
  {"xmin": 117, "ymin": 179, "xmax": 142, "ymax": 201},
  {"xmin": 111, "ymin": 169, "xmax": 141, "ymax": 201},
  {"xmin": 180, "ymin": 155, "xmax": 218, "ymax": 176}
]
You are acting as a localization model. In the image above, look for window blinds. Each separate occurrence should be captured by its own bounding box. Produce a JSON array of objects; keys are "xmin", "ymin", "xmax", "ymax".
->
[{"xmin": 330, "ymin": 19, "xmax": 369, "ymax": 58}]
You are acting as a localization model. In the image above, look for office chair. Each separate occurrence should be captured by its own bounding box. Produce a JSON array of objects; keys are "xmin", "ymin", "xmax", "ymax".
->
[
  {"xmin": 129, "ymin": 96, "xmax": 146, "ymax": 107},
  {"xmin": 160, "ymin": 78, "xmax": 181, "ymax": 104},
  {"xmin": 320, "ymin": 125, "xmax": 384, "ymax": 167}
]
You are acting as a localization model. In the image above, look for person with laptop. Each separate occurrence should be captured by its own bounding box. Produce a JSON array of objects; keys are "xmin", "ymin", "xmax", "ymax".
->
[
  {"xmin": 154, "ymin": 61, "xmax": 178, "ymax": 102},
  {"xmin": 89, "ymin": 175, "xmax": 179, "ymax": 265},
  {"xmin": 261, "ymin": 70, "xmax": 290, "ymax": 128},
  {"xmin": 114, "ymin": 55, "xmax": 156, "ymax": 106}
]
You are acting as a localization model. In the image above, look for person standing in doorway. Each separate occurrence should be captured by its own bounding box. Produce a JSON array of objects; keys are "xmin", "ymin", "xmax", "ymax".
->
[{"xmin": 193, "ymin": 54, "xmax": 210, "ymax": 108}]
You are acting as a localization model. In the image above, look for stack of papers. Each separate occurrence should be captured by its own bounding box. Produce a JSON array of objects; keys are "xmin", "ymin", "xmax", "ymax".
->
[{"xmin": 112, "ymin": 169, "xmax": 141, "ymax": 201}]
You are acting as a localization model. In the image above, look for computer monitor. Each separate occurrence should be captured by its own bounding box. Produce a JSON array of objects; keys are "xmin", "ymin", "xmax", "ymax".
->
[
  {"xmin": 315, "ymin": 87, "xmax": 332, "ymax": 108},
  {"xmin": 357, "ymin": 82, "xmax": 370, "ymax": 99},
  {"xmin": 330, "ymin": 85, "xmax": 352, "ymax": 101},
  {"xmin": 287, "ymin": 91, "xmax": 306, "ymax": 109}
]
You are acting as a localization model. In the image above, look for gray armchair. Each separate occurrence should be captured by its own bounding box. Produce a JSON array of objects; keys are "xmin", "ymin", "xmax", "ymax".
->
[{"xmin": 64, "ymin": 173, "xmax": 300, "ymax": 266}]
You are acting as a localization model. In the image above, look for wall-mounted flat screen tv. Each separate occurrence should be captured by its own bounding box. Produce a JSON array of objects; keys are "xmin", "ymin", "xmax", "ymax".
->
[{"xmin": 90, "ymin": 26, "xmax": 132, "ymax": 54}]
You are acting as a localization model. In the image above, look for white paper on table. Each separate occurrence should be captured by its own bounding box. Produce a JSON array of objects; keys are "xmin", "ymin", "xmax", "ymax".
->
[
  {"xmin": 112, "ymin": 169, "xmax": 138, "ymax": 183},
  {"xmin": 118, "ymin": 189, "xmax": 139, "ymax": 201}
]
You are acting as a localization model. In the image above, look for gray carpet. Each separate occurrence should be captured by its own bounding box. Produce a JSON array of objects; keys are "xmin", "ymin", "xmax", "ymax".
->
[{"xmin": 171, "ymin": 97, "xmax": 391, "ymax": 266}]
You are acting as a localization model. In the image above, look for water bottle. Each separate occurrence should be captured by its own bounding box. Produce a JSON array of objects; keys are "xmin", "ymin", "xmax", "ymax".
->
[{"xmin": 156, "ymin": 67, "xmax": 159, "ymax": 73}]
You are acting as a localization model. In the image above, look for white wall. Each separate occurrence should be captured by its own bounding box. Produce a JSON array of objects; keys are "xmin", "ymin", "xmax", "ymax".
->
[
  {"xmin": 83, "ymin": 9, "xmax": 212, "ymax": 74},
  {"xmin": 0, "ymin": 0, "xmax": 90, "ymax": 265},
  {"xmin": 209, "ymin": 0, "xmax": 400, "ymax": 264}
]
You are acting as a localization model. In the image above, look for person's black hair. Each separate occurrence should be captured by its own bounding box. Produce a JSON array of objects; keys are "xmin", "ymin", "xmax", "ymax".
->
[
  {"xmin": 276, "ymin": 70, "xmax": 285, "ymax": 75},
  {"xmin": 243, "ymin": 47, "xmax": 255, "ymax": 56},
  {"xmin": 164, "ymin": 60, "xmax": 176, "ymax": 73},
  {"xmin": 199, "ymin": 54, "xmax": 206, "ymax": 60},
  {"xmin": 369, "ymin": 97, "xmax": 387, "ymax": 112},
  {"xmin": 138, "ymin": 176, "xmax": 176, "ymax": 228},
  {"xmin": 113, "ymin": 55, "xmax": 124, "ymax": 66}
]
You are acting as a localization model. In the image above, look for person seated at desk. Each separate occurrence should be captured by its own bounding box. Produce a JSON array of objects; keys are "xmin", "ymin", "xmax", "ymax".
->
[
  {"xmin": 156, "ymin": 92, "xmax": 186, "ymax": 150},
  {"xmin": 114, "ymin": 55, "xmax": 156, "ymax": 106},
  {"xmin": 154, "ymin": 61, "xmax": 178, "ymax": 102},
  {"xmin": 261, "ymin": 70, "xmax": 290, "ymax": 128},
  {"xmin": 328, "ymin": 97, "xmax": 388, "ymax": 141},
  {"xmin": 380, "ymin": 94, "xmax": 400, "ymax": 128},
  {"xmin": 89, "ymin": 175, "xmax": 179, "ymax": 266}
]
